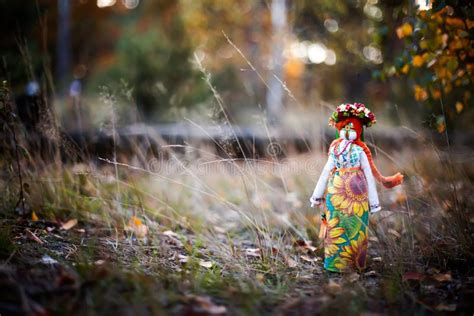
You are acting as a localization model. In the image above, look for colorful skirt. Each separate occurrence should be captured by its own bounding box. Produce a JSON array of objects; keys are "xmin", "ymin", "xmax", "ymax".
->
[{"xmin": 322, "ymin": 167, "xmax": 369, "ymax": 273}]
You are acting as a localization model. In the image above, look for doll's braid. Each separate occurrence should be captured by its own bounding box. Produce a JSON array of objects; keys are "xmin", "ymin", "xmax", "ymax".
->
[{"xmin": 355, "ymin": 140, "xmax": 404, "ymax": 188}]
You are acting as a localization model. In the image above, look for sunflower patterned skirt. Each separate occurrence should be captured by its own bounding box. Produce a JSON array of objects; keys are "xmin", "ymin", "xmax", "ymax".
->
[{"xmin": 323, "ymin": 168, "xmax": 369, "ymax": 272}]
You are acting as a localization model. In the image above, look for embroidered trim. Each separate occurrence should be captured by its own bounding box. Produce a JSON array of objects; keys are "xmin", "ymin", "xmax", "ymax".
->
[
  {"xmin": 337, "ymin": 167, "xmax": 361, "ymax": 173},
  {"xmin": 334, "ymin": 140, "xmax": 353, "ymax": 158}
]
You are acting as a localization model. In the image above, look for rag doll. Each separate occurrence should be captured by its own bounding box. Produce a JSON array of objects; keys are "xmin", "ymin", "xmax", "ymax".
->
[{"xmin": 310, "ymin": 103, "xmax": 403, "ymax": 273}]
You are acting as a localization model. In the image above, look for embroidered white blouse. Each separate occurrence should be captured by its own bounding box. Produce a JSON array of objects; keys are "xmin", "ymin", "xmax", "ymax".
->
[{"xmin": 310, "ymin": 139, "xmax": 381, "ymax": 213}]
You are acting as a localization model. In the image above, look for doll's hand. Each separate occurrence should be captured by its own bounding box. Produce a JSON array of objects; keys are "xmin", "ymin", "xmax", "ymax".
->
[
  {"xmin": 370, "ymin": 204, "xmax": 382, "ymax": 213},
  {"xmin": 309, "ymin": 196, "xmax": 324, "ymax": 207}
]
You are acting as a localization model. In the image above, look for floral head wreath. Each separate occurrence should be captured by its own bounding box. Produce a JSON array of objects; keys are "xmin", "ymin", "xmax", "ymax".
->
[
  {"xmin": 328, "ymin": 102, "xmax": 376, "ymax": 128},
  {"xmin": 327, "ymin": 102, "xmax": 403, "ymax": 189}
]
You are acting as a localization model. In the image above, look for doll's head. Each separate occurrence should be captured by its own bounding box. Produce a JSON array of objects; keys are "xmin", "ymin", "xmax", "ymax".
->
[
  {"xmin": 328, "ymin": 103, "xmax": 404, "ymax": 189},
  {"xmin": 336, "ymin": 117, "xmax": 363, "ymax": 141},
  {"xmin": 330, "ymin": 103, "xmax": 374, "ymax": 142}
]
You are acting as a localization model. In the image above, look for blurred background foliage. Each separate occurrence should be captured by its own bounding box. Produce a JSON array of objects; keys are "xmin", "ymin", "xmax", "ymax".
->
[
  {"xmin": 0, "ymin": 0, "xmax": 472, "ymax": 134},
  {"xmin": 385, "ymin": 0, "xmax": 473, "ymax": 133}
]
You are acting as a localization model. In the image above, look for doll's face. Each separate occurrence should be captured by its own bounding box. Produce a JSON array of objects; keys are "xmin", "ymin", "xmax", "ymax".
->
[{"xmin": 339, "ymin": 122, "xmax": 358, "ymax": 140}]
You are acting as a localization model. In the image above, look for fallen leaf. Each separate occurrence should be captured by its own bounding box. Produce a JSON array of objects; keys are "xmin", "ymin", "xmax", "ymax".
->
[
  {"xmin": 61, "ymin": 219, "xmax": 78, "ymax": 230},
  {"xmin": 162, "ymin": 231, "xmax": 183, "ymax": 247},
  {"xmin": 324, "ymin": 280, "xmax": 342, "ymax": 295},
  {"xmin": 134, "ymin": 225, "xmax": 148, "ymax": 238},
  {"xmin": 364, "ymin": 270, "xmax": 378, "ymax": 277},
  {"xmin": 284, "ymin": 255, "xmax": 298, "ymax": 268},
  {"xmin": 213, "ymin": 226, "xmax": 227, "ymax": 234},
  {"xmin": 372, "ymin": 257, "xmax": 382, "ymax": 262},
  {"xmin": 25, "ymin": 228, "xmax": 44, "ymax": 244},
  {"xmin": 52, "ymin": 233, "xmax": 64, "ymax": 240},
  {"xmin": 178, "ymin": 254, "xmax": 189, "ymax": 263},
  {"xmin": 162, "ymin": 230, "xmax": 179, "ymax": 238},
  {"xmin": 55, "ymin": 266, "xmax": 77, "ymax": 287},
  {"xmin": 40, "ymin": 255, "xmax": 58, "ymax": 265},
  {"xmin": 186, "ymin": 295, "xmax": 227, "ymax": 315},
  {"xmin": 31, "ymin": 211, "xmax": 39, "ymax": 222},
  {"xmin": 348, "ymin": 272, "xmax": 360, "ymax": 282},
  {"xmin": 271, "ymin": 247, "xmax": 280, "ymax": 256},
  {"xmin": 294, "ymin": 239, "xmax": 317, "ymax": 253},
  {"xmin": 127, "ymin": 216, "xmax": 148, "ymax": 238},
  {"xmin": 403, "ymin": 271, "xmax": 425, "ymax": 281},
  {"xmin": 244, "ymin": 248, "xmax": 261, "ymax": 257},
  {"xmin": 95, "ymin": 259, "xmax": 106, "ymax": 265},
  {"xmin": 427, "ymin": 267, "xmax": 440, "ymax": 274},
  {"xmin": 300, "ymin": 255, "xmax": 318, "ymax": 263},
  {"xmin": 256, "ymin": 273, "xmax": 265, "ymax": 283},
  {"xmin": 199, "ymin": 260, "xmax": 214, "ymax": 269},
  {"xmin": 435, "ymin": 303, "xmax": 456, "ymax": 312},
  {"xmin": 387, "ymin": 229, "xmax": 401, "ymax": 238},
  {"xmin": 433, "ymin": 272, "xmax": 452, "ymax": 282}
]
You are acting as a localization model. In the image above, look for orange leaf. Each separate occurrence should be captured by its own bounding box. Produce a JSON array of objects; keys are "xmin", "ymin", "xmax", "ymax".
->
[
  {"xmin": 401, "ymin": 23, "xmax": 413, "ymax": 38},
  {"xmin": 414, "ymin": 85, "xmax": 428, "ymax": 101},
  {"xmin": 433, "ymin": 272, "xmax": 452, "ymax": 282},
  {"xmin": 403, "ymin": 271, "xmax": 425, "ymax": 281},
  {"xmin": 412, "ymin": 55, "xmax": 424, "ymax": 67},
  {"xmin": 401, "ymin": 64, "xmax": 410, "ymax": 74},
  {"xmin": 127, "ymin": 216, "xmax": 148, "ymax": 238},
  {"xmin": 61, "ymin": 219, "xmax": 78, "ymax": 230},
  {"xmin": 431, "ymin": 89, "xmax": 441, "ymax": 100},
  {"xmin": 131, "ymin": 215, "xmax": 142, "ymax": 226},
  {"xmin": 31, "ymin": 211, "xmax": 39, "ymax": 222},
  {"xmin": 455, "ymin": 102, "xmax": 464, "ymax": 113},
  {"xmin": 446, "ymin": 17, "xmax": 465, "ymax": 29}
]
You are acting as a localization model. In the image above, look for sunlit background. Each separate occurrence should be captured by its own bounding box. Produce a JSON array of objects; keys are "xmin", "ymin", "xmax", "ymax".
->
[{"xmin": 0, "ymin": 0, "xmax": 471, "ymax": 136}]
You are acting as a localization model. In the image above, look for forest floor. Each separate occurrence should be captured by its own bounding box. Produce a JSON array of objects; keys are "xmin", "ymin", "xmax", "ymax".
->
[{"xmin": 0, "ymin": 146, "xmax": 473, "ymax": 315}]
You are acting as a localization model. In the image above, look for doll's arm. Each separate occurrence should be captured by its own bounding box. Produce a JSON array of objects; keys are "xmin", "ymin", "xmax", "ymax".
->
[
  {"xmin": 360, "ymin": 151, "xmax": 381, "ymax": 213},
  {"xmin": 310, "ymin": 157, "xmax": 335, "ymax": 206}
]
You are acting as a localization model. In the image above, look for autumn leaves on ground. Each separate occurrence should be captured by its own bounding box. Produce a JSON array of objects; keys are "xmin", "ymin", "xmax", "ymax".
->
[{"xmin": 0, "ymin": 133, "xmax": 473, "ymax": 315}]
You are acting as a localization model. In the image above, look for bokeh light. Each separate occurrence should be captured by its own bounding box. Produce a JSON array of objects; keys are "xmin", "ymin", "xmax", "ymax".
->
[
  {"xmin": 416, "ymin": 0, "xmax": 432, "ymax": 10},
  {"xmin": 307, "ymin": 43, "xmax": 327, "ymax": 64},
  {"xmin": 97, "ymin": 0, "xmax": 116, "ymax": 8},
  {"xmin": 122, "ymin": 0, "xmax": 139, "ymax": 10},
  {"xmin": 363, "ymin": 45, "xmax": 383, "ymax": 64},
  {"xmin": 324, "ymin": 49, "xmax": 337, "ymax": 66},
  {"xmin": 324, "ymin": 19, "xmax": 339, "ymax": 33}
]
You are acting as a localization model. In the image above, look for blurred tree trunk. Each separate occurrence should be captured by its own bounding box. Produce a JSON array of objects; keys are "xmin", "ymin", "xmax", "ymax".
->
[
  {"xmin": 266, "ymin": 0, "xmax": 287, "ymax": 125},
  {"xmin": 57, "ymin": 0, "xmax": 71, "ymax": 95}
]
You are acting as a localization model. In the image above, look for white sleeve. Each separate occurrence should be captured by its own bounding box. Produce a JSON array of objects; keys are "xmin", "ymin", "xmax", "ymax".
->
[
  {"xmin": 310, "ymin": 157, "xmax": 335, "ymax": 201},
  {"xmin": 360, "ymin": 151, "xmax": 381, "ymax": 213}
]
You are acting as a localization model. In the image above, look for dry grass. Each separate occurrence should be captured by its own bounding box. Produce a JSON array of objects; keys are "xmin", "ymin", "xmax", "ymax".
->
[
  {"xmin": 1, "ymin": 67, "xmax": 473, "ymax": 314},
  {"xmin": 1, "ymin": 130, "xmax": 472, "ymax": 314}
]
